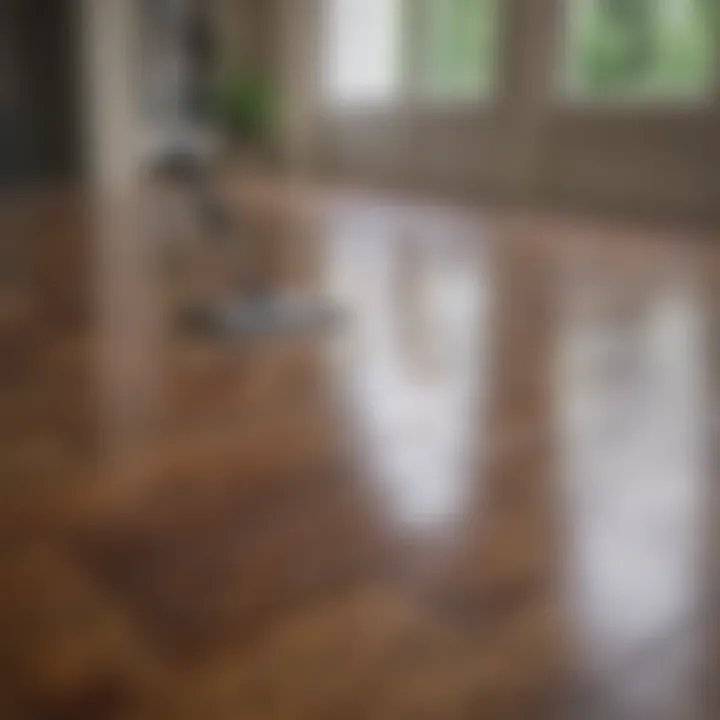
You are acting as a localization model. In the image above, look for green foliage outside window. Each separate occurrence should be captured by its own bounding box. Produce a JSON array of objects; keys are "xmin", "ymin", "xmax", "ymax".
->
[
  {"xmin": 422, "ymin": 0, "xmax": 499, "ymax": 99},
  {"xmin": 568, "ymin": 0, "xmax": 715, "ymax": 98}
]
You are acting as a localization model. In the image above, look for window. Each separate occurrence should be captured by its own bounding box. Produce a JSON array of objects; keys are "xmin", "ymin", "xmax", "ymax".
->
[
  {"xmin": 420, "ymin": 0, "xmax": 500, "ymax": 100},
  {"xmin": 324, "ymin": 0, "xmax": 403, "ymax": 106},
  {"xmin": 323, "ymin": 0, "xmax": 500, "ymax": 107},
  {"xmin": 565, "ymin": 0, "xmax": 716, "ymax": 100}
]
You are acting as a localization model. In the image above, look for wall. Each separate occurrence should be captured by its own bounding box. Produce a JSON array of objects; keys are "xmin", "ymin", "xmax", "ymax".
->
[
  {"xmin": 213, "ymin": 0, "xmax": 275, "ymax": 74},
  {"xmin": 264, "ymin": 0, "xmax": 720, "ymax": 225}
]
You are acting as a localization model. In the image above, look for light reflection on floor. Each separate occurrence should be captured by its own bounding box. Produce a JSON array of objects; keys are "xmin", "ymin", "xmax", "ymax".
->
[
  {"xmin": 558, "ymin": 274, "xmax": 709, "ymax": 718},
  {"xmin": 326, "ymin": 210, "xmax": 490, "ymax": 534}
]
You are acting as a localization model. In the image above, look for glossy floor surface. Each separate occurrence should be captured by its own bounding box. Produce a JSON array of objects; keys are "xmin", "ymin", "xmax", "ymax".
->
[{"xmin": 0, "ymin": 182, "xmax": 718, "ymax": 719}]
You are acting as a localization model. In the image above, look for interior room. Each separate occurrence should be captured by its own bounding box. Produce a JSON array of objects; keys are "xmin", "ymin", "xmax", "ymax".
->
[{"xmin": 0, "ymin": 1, "xmax": 719, "ymax": 718}]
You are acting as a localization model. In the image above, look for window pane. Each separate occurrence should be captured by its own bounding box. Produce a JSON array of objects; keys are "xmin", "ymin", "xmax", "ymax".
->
[
  {"xmin": 324, "ymin": 0, "xmax": 402, "ymax": 105},
  {"xmin": 566, "ymin": 0, "xmax": 715, "ymax": 98},
  {"xmin": 421, "ymin": 0, "xmax": 499, "ymax": 99}
]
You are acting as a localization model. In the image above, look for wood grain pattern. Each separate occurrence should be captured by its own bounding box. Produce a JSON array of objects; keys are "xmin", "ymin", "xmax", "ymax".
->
[{"xmin": 0, "ymin": 182, "xmax": 717, "ymax": 719}]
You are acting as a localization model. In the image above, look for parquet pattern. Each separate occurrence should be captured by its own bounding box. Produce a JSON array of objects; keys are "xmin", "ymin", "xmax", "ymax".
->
[{"xmin": 0, "ymin": 184, "xmax": 717, "ymax": 719}]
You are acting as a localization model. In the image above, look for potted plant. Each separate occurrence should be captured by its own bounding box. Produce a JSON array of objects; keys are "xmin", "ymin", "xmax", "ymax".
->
[{"xmin": 213, "ymin": 69, "xmax": 276, "ymax": 170}]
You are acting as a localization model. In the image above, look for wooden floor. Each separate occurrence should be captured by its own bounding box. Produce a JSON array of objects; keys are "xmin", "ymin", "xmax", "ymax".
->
[{"xmin": 0, "ymin": 182, "xmax": 718, "ymax": 719}]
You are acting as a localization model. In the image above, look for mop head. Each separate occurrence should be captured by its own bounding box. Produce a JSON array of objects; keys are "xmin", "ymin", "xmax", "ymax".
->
[{"xmin": 180, "ymin": 293, "xmax": 345, "ymax": 340}]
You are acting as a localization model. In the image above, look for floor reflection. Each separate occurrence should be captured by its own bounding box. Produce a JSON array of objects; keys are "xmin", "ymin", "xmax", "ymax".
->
[
  {"xmin": 327, "ymin": 210, "xmax": 490, "ymax": 534},
  {"xmin": 96, "ymin": 200, "xmax": 167, "ymax": 482},
  {"xmin": 3, "ymin": 185, "xmax": 720, "ymax": 718},
  {"xmin": 558, "ymin": 273, "xmax": 710, "ymax": 718}
]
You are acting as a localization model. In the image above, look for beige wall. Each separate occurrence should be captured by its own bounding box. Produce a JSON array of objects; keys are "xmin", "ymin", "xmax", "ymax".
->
[
  {"xmin": 214, "ymin": 0, "xmax": 720, "ymax": 223},
  {"xmin": 76, "ymin": 0, "xmax": 720, "ymax": 220},
  {"xmin": 213, "ymin": 0, "xmax": 275, "ymax": 74}
]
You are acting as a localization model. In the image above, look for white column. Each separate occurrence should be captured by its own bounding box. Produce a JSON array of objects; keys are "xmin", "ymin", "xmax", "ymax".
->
[{"xmin": 81, "ymin": 0, "xmax": 142, "ymax": 195}]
